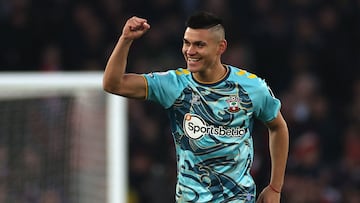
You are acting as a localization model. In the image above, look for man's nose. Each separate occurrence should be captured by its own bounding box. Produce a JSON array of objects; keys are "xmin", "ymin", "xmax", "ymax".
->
[{"xmin": 187, "ymin": 45, "xmax": 197, "ymax": 55}]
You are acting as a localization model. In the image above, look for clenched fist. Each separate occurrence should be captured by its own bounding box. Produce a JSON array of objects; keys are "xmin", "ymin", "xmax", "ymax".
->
[{"xmin": 121, "ymin": 16, "xmax": 150, "ymax": 40}]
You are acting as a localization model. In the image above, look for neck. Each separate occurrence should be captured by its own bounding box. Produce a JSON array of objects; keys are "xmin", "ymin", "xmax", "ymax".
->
[{"xmin": 193, "ymin": 63, "xmax": 227, "ymax": 84}]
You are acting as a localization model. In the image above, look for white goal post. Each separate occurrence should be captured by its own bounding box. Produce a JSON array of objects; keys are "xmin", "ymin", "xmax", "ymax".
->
[{"xmin": 0, "ymin": 71, "xmax": 127, "ymax": 203}]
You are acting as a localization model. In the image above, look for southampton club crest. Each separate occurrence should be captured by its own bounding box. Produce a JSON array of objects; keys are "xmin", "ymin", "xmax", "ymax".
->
[{"xmin": 226, "ymin": 95, "xmax": 241, "ymax": 113}]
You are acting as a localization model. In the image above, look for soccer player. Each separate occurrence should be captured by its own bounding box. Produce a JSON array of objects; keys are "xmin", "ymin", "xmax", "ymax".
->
[{"xmin": 103, "ymin": 11, "xmax": 289, "ymax": 203}]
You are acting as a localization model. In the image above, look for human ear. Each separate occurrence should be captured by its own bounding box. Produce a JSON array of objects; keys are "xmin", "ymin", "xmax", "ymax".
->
[{"xmin": 218, "ymin": 39, "xmax": 227, "ymax": 54}]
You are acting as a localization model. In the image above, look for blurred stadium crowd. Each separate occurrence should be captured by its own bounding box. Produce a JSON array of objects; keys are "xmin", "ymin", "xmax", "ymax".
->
[{"xmin": 1, "ymin": 0, "xmax": 360, "ymax": 202}]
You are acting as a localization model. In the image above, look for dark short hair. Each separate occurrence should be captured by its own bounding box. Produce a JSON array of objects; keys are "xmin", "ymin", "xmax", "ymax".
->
[{"xmin": 186, "ymin": 11, "xmax": 223, "ymax": 29}]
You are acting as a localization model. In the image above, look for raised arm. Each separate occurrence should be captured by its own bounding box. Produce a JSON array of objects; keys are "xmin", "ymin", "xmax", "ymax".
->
[
  {"xmin": 103, "ymin": 16, "xmax": 150, "ymax": 99},
  {"xmin": 257, "ymin": 112, "xmax": 289, "ymax": 203}
]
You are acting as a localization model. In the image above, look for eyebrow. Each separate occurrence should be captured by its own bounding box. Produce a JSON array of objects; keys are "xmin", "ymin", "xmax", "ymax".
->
[{"xmin": 183, "ymin": 38, "xmax": 206, "ymax": 45}]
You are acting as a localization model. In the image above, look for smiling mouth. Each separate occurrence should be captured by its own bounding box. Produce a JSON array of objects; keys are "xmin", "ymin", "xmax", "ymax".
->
[{"xmin": 188, "ymin": 58, "xmax": 200, "ymax": 62}]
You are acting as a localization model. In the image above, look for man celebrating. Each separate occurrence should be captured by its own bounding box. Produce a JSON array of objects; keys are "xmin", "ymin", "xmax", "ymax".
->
[{"xmin": 103, "ymin": 11, "xmax": 289, "ymax": 203}]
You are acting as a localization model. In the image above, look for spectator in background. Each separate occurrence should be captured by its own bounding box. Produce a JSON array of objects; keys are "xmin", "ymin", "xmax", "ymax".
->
[{"xmin": 1, "ymin": 0, "xmax": 360, "ymax": 202}]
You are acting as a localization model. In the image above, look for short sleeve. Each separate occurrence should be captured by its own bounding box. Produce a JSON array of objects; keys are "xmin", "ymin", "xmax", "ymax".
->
[
  {"xmin": 252, "ymin": 79, "xmax": 281, "ymax": 123},
  {"xmin": 143, "ymin": 70, "xmax": 185, "ymax": 109}
]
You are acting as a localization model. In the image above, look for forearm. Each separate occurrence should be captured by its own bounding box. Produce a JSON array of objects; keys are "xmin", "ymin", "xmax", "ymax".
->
[
  {"xmin": 103, "ymin": 36, "xmax": 133, "ymax": 93},
  {"xmin": 268, "ymin": 121, "xmax": 289, "ymax": 191}
]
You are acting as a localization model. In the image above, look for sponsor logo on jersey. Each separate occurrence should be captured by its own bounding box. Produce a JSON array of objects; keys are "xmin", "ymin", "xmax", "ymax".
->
[{"xmin": 183, "ymin": 113, "xmax": 247, "ymax": 139}]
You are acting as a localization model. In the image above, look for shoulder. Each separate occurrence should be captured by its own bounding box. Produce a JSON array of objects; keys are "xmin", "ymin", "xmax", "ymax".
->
[
  {"xmin": 227, "ymin": 65, "xmax": 266, "ymax": 87},
  {"xmin": 143, "ymin": 68, "xmax": 191, "ymax": 108},
  {"xmin": 143, "ymin": 67, "xmax": 191, "ymax": 91},
  {"xmin": 144, "ymin": 68, "xmax": 190, "ymax": 79}
]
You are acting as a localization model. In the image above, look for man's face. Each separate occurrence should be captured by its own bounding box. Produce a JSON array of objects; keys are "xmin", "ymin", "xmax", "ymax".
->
[{"xmin": 182, "ymin": 28, "xmax": 223, "ymax": 73}]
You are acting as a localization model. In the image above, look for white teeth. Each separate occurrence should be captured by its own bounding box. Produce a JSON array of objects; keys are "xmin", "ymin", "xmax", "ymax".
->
[{"xmin": 188, "ymin": 58, "xmax": 200, "ymax": 62}]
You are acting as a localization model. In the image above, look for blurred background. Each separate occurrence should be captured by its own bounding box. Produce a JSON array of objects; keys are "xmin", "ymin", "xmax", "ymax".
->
[{"xmin": 1, "ymin": 0, "xmax": 360, "ymax": 202}]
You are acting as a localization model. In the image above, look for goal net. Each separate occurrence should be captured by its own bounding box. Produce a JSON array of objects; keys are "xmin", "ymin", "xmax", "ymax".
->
[{"xmin": 0, "ymin": 72, "xmax": 127, "ymax": 203}]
